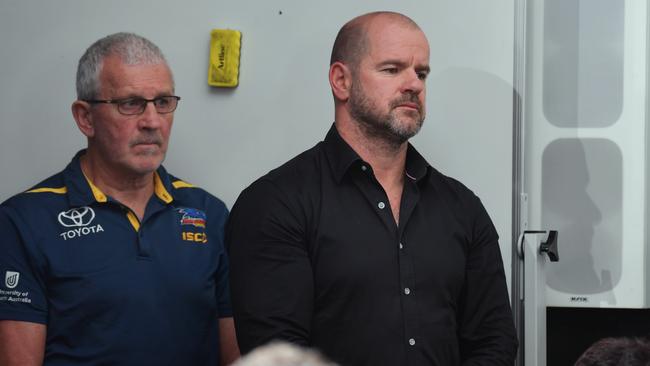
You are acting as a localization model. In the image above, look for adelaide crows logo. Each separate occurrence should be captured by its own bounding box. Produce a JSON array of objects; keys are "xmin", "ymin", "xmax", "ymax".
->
[{"xmin": 177, "ymin": 208, "xmax": 207, "ymax": 228}]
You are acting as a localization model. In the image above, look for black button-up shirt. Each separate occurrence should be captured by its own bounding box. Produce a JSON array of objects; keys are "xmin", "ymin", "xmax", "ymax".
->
[{"xmin": 227, "ymin": 125, "xmax": 518, "ymax": 365}]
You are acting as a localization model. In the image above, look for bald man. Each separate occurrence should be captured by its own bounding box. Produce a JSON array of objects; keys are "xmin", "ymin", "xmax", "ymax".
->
[{"xmin": 227, "ymin": 12, "xmax": 517, "ymax": 366}]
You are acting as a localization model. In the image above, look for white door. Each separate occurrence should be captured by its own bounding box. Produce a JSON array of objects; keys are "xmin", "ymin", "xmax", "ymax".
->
[{"xmin": 523, "ymin": 0, "xmax": 649, "ymax": 309}]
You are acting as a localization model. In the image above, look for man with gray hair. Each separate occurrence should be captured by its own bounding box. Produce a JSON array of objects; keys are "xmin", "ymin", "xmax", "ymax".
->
[{"xmin": 0, "ymin": 33, "xmax": 239, "ymax": 365}]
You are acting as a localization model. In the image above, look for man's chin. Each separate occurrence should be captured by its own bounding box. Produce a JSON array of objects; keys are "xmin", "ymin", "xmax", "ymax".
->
[
  {"xmin": 395, "ymin": 109, "xmax": 424, "ymax": 124},
  {"xmin": 390, "ymin": 119, "xmax": 423, "ymax": 140},
  {"xmin": 129, "ymin": 155, "xmax": 164, "ymax": 175}
]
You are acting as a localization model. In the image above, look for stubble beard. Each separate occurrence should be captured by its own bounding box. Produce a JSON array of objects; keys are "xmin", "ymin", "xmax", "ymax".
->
[{"xmin": 348, "ymin": 79, "xmax": 425, "ymax": 148}]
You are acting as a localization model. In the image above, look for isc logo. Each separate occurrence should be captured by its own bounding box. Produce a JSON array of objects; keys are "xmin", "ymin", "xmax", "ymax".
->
[{"xmin": 182, "ymin": 232, "xmax": 207, "ymax": 243}]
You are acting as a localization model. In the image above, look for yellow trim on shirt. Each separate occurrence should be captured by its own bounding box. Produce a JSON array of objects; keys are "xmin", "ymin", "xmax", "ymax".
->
[
  {"xmin": 81, "ymin": 172, "xmax": 107, "ymax": 203},
  {"xmin": 172, "ymin": 180, "xmax": 195, "ymax": 189},
  {"xmin": 126, "ymin": 211, "xmax": 141, "ymax": 232},
  {"xmin": 154, "ymin": 172, "xmax": 173, "ymax": 203},
  {"xmin": 26, "ymin": 187, "xmax": 68, "ymax": 194}
]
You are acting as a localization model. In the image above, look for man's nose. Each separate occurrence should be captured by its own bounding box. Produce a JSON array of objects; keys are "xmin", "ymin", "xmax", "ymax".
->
[
  {"xmin": 401, "ymin": 70, "xmax": 425, "ymax": 94},
  {"xmin": 138, "ymin": 102, "xmax": 164, "ymax": 128}
]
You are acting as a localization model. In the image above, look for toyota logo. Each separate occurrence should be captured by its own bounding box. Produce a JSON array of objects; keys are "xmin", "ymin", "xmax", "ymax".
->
[{"xmin": 57, "ymin": 207, "xmax": 96, "ymax": 227}]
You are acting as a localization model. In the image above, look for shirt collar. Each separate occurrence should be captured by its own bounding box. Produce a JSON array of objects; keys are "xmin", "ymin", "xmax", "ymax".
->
[
  {"xmin": 323, "ymin": 124, "xmax": 431, "ymax": 183},
  {"xmin": 404, "ymin": 144, "xmax": 430, "ymax": 182},
  {"xmin": 63, "ymin": 149, "xmax": 175, "ymax": 207},
  {"xmin": 323, "ymin": 124, "xmax": 363, "ymax": 183}
]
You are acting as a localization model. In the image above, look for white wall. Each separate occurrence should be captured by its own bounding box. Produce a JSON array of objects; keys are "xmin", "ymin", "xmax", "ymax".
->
[{"xmin": 0, "ymin": 0, "xmax": 514, "ymax": 291}]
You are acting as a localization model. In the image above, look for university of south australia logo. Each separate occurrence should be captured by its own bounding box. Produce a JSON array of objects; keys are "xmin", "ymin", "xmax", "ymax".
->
[
  {"xmin": 5, "ymin": 271, "xmax": 19, "ymax": 289},
  {"xmin": 57, "ymin": 206, "xmax": 104, "ymax": 241}
]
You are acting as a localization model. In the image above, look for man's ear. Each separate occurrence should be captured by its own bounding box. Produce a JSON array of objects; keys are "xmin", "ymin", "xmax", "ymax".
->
[
  {"xmin": 71, "ymin": 100, "xmax": 95, "ymax": 138},
  {"xmin": 329, "ymin": 61, "xmax": 353, "ymax": 102}
]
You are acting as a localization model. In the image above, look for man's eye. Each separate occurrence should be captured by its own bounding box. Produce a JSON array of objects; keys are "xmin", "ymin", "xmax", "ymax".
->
[
  {"xmin": 417, "ymin": 72, "xmax": 428, "ymax": 80},
  {"xmin": 121, "ymin": 98, "xmax": 144, "ymax": 108},
  {"xmin": 382, "ymin": 67, "xmax": 398, "ymax": 74},
  {"xmin": 156, "ymin": 98, "xmax": 171, "ymax": 107}
]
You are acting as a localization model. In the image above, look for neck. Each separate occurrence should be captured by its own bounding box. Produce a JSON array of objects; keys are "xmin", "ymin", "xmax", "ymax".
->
[
  {"xmin": 335, "ymin": 118, "xmax": 408, "ymax": 185},
  {"xmin": 80, "ymin": 152, "xmax": 154, "ymax": 220},
  {"xmin": 335, "ymin": 118, "xmax": 407, "ymax": 225}
]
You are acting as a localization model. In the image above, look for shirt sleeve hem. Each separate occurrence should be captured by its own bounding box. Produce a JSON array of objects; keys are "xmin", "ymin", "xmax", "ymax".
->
[
  {"xmin": 218, "ymin": 308, "xmax": 233, "ymax": 318},
  {"xmin": 0, "ymin": 309, "xmax": 47, "ymax": 324}
]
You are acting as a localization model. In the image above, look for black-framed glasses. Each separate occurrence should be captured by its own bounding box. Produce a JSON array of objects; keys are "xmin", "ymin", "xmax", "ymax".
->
[{"xmin": 83, "ymin": 96, "xmax": 181, "ymax": 115}]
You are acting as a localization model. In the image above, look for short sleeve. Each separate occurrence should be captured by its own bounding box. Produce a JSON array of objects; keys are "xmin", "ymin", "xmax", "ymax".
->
[
  {"xmin": 206, "ymin": 197, "xmax": 233, "ymax": 318},
  {"xmin": 0, "ymin": 206, "xmax": 48, "ymax": 324}
]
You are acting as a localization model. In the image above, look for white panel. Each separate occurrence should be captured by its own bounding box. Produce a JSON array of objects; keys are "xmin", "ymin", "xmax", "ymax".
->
[{"xmin": 525, "ymin": 0, "xmax": 649, "ymax": 307}]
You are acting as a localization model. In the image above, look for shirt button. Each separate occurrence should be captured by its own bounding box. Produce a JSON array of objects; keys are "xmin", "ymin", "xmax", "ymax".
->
[
  {"xmin": 361, "ymin": 165, "xmax": 368, "ymax": 171},
  {"xmin": 404, "ymin": 287, "xmax": 411, "ymax": 295},
  {"xmin": 409, "ymin": 338, "xmax": 416, "ymax": 346},
  {"xmin": 378, "ymin": 201, "xmax": 386, "ymax": 209},
  {"xmin": 399, "ymin": 242, "xmax": 403, "ymax": 249}
]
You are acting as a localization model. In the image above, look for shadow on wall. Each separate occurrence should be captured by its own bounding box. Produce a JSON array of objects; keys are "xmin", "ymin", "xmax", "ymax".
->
[
  {"xmin": 421, "ymin": 66, "xmax": 514, "ymax": 293},
  {"xmin": 423, "ymin": 66, "xmax": 513, "ymax": 183},
  {"xmin": 543, "ymin": 138, "xmax": 621, "ymax": 302}
]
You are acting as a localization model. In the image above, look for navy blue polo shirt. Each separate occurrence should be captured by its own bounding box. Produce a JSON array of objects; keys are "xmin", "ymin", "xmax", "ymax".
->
[{"xmin": 0, "ymin": 150, "xmax": 232, "ymax": 365}]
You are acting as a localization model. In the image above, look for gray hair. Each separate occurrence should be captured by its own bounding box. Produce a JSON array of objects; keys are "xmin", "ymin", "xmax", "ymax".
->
[
  {"xmin": 76, "ymin": 32, "xmax": 171, "ymax": 100},
  {"xmin": 232, "ymin": 342, "xmax": 339, "ymax": 366}
]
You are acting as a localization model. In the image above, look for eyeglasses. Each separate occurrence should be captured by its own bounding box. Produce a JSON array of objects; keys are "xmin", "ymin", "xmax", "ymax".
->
[{"xmin": 83, "ymin": 96, "xmax": 181, "ymax": 115}]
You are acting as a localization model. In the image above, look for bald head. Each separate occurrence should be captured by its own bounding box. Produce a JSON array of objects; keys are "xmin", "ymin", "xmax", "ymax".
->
[{"xmin": 330, "ymin": 12, "xmax": 422, "ymax": 70}]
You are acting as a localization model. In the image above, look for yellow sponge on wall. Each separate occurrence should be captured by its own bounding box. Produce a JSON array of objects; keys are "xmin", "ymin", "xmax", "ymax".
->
[{"xmin": 208, "ymin": 29, "xmax": 241, "ymax": 87}]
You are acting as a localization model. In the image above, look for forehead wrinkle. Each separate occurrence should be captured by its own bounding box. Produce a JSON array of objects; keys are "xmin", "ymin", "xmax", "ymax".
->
[
  {"xmin": 364, "ymin": 36, "xmax": 429, "ymax": 67},
  {"xmin": 99, "ymin": 61, "xmax": 173, "ymax": 99}
]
